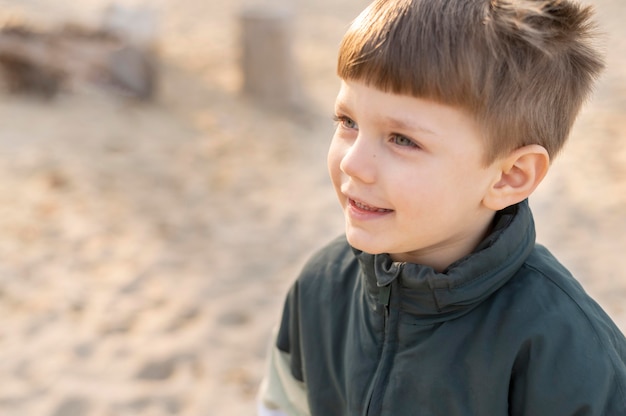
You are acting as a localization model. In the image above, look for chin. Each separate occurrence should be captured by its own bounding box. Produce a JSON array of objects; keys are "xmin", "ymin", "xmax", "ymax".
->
[{"xmin": 345, "ymin": 231, "xmax": 386, "ymax": 255}]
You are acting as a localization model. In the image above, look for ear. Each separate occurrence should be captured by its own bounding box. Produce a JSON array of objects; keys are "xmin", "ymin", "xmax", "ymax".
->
[{"xmin": 483, "ymin": 145, "xmax": 550, "ymax": 211}]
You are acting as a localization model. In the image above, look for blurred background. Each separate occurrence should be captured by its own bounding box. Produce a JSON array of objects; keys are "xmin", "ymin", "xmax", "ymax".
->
[{"xmin": 0, "ymin": 0, "xmax": 624, "ymax": 415}]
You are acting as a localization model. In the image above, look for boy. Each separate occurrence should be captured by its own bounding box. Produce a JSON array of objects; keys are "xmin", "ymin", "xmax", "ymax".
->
[{"xmin": 258, "ymin": 0, "xmax": 626, "ymax": 414}]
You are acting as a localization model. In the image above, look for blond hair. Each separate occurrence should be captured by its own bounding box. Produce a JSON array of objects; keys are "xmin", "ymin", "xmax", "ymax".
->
[{"xmin": 338, "ymin": 0, "xmax": 604, "ymax": 163}]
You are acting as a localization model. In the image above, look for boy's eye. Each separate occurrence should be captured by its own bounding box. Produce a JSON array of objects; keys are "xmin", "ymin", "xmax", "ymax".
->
[
  {"xmin": 334, "ymin": 115, "xmax": 358, "ymax": 130},
  {"xmin": 391, "ymin": 134, "xmax": 418, "ymax": 148}
]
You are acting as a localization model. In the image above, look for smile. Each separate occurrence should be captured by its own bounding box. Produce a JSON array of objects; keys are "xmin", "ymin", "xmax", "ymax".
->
[{"xmin": 349, "ymin": 198, "xmax": 393, "ymax": 213}]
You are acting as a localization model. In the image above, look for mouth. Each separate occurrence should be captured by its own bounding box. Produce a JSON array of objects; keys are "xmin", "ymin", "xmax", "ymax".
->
[{"xmin": 349, "ymin": 198, "xmax": 393, "ymax": 213}]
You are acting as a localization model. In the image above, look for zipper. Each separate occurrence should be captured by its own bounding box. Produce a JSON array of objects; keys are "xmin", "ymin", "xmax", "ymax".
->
[
  {"xmin": 378, "ymin": 284, "xmax": 391, "ymax": 311},
  {"xmin": 364, "ymin": 282, "xmax": 393, "ymax": 415}
]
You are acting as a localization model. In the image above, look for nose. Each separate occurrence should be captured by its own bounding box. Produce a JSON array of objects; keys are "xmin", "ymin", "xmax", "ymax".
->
[{"xmin": 339, "ymin": 135, "xmax": 377, "ymax": 184}]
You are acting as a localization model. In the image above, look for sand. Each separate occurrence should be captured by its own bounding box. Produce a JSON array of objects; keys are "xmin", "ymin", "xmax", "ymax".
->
[{"xmin": 0, "ymin": 0, "xmax": 624, "ymax": 415}]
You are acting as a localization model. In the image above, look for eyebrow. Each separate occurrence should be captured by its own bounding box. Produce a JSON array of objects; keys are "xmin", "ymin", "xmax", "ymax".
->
[
  {"xmin": 334, "ymin": 97, "xmax": 438, "ymax": 137},
  {"xmin": 334, "ymin": 101, "xmax": 351, "ymax": 115},
  {"xmin": 382, "ymin": 116, "xmax": 437, "ymax": 136}
]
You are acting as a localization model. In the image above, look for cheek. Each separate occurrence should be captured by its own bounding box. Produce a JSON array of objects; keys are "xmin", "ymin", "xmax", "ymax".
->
[
  {"xmin": 448, "ymin": 166, "xmax": 494, "ymax": 207},
  {"xmin": 327, "ymin": 139, "xmax": 344, "ymax": 181}
]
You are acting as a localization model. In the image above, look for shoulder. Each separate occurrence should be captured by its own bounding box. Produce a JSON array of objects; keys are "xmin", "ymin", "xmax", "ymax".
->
[
  {"xmin": 283, "ymin": 234, "xmax": 363, "ymax": 323},
  {"xmin": 276, "ymin": 234, "xmax": 361, "ymax": 362},
  {"xmin": 506, "ymin": 245, "xmax": 624, "ymax": 341},
  {"xmin": 501, "ymin": 245, "xmax": 626, "ymax": 414},
  {"xmin": 296, "ymin": 234, "xmax": 359, "ymax": 287},
  {"xmin": 511, "ymin": 244, "xmax": 626, "ymax": 366},
  {"xmin": 520, "ymin": 245, "xmax": 620, "ymax": 331}
]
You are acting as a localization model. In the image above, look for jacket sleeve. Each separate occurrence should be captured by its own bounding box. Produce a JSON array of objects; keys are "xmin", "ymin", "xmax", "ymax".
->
[
  {"xmin": 508, "ymin": 299, "xmax": 626, "ymax": 415},
  {"xmin": 257, "ymin": 401, "xmax": 288, "ymax": 416},
  {"xmin": 257, "ymin": 281, "xmax": 311, "ymax": 416},
  {"xmin": 257, "ymin": 329, "xmax": 310, "ymax": 415}
]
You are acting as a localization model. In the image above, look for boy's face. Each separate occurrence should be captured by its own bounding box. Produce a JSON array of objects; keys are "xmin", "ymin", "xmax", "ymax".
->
[{"xmin": 328, "ymin": 80, "xmax": 503, "ymax": 271}]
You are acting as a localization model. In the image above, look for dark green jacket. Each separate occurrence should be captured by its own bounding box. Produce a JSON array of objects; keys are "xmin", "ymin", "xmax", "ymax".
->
[{"xmin": 275, "ymin": 201, "xmax": 626, "ymax": 415}]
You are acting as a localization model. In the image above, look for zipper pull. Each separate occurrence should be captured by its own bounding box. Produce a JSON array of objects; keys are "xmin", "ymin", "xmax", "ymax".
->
[{"xmin": 378, "ymin": 284, "xmax": 391, "ymax": 307}]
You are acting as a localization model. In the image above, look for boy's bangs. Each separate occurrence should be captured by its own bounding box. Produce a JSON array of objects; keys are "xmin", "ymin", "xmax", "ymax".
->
[
  {"xmin": 337, "ymin": 45, "xmax": 462, "ymax": 106},
  {"xmin": 336, "ymin": 0, "xmax": 481, "ymax": 107}
]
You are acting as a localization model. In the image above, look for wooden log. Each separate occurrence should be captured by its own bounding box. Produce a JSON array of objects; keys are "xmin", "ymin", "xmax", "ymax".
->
[
  {"xmin": 239, "ymin": 7, "xmax": 302, "ymax": 109},
  {"xmin": 0, "ymin": 17, "xmax": 157, "ymax": 100}
]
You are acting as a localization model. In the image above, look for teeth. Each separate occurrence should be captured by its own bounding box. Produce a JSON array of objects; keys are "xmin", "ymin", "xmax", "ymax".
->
[{"xmin": 353, "ymin": 200, "xmax": 391, "ymax": 213}]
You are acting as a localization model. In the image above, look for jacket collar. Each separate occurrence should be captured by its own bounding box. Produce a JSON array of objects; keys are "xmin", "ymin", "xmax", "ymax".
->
[{"xmin": 354, "ymin": 200, "xmax": 535, "ymax": 321}]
